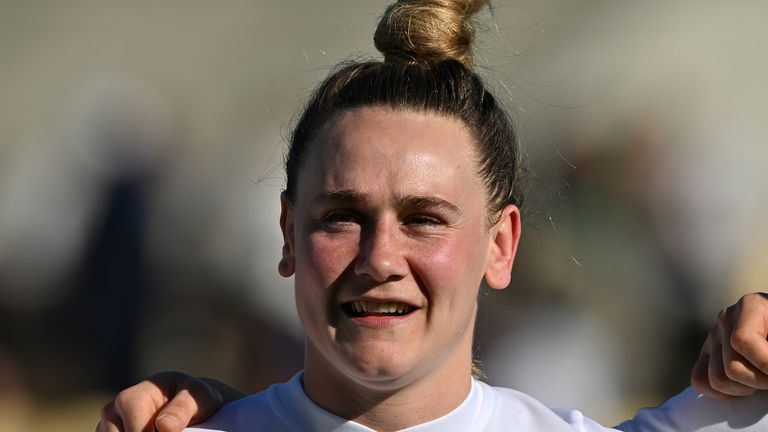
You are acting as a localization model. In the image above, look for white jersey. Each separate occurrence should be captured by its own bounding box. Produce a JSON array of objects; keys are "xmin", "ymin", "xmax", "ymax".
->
[{"xmin": 185, "ymin": 372, "xmax": 768, "ymax": 432}]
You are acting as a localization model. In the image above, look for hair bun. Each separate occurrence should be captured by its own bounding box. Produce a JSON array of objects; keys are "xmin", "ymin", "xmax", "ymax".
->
[{"xmin": 374, "ymin": 0, "xmax": 485, "ymax": 67}]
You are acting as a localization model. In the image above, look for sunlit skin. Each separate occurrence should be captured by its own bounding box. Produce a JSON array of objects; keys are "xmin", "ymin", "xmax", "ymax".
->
[{"xmin": 277, "ymin": 107, "xmax": 521, "ymax": 431}]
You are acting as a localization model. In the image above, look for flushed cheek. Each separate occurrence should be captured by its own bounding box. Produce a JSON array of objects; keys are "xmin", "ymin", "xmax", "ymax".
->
[
  {"xmin": 298, "ymin": 232, "xmax": 359, "ymax": 290},
  {"xmin": 415, "ymin": 237, "xmax": 485, "ymax": 291},
  {"xmin": 413, "ymin": 239, "xmax": 485, "ymax": 337},
  {"xmin": 292, "ymin": 231, "xmax": 351, "ymax": 333},
  {"xmin": 295, "ymin": 234, "xmax": 358, "ymax": 342}
]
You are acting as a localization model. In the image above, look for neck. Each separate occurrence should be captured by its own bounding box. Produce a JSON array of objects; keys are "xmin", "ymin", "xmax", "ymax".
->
[{"xmin": 302, "ymin": 339, "xmax": 474, "ymax": 432}]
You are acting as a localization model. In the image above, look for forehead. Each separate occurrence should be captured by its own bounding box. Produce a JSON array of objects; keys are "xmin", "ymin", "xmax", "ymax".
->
[{"xmin": 298, "ymin": 107, "xmax": 485, "ymax": 204}]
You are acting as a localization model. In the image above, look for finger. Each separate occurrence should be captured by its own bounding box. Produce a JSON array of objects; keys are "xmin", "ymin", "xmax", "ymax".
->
[
  {"xmin": 691, "ymin": 352, "xmax": 723, "ymax": 398},
  {"xmin": 155, "ymin": 378, "xmax": 223, "ymax": 432},
  {"xmin": 691, "ymin": 333, "xmax": 728, "ymax": 398},
  {"xmin": 708, "ymin": 341, "xmax": 757, "ymax": 396},
  {"xmin": 722, "ymin": 347, "xmax": 768, "ymax": 389},
  {"xmin": 114, "ymin": 381, "xmax": 169, "ymax": 432},
  {"xmin": 729, "ymin": 293, "xmax": 768, "ymax": 375},
  {"xmin": 95, "ymin": 419, "xmax": 123, "ymax": 432},
  {"xmin": 155, "ymin": 390, "xmax": 197, "ymax": 432},
  {"xmin": 96, "ymin": 401, "xmax": 124, "ymax": 432}
]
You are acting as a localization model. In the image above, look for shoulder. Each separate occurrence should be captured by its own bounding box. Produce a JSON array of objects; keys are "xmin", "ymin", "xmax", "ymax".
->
[
  {"xmin": 617, "ymin": 387, "xmax": 768, "ymax": 432},
  {"xmin": 476, "ymin": 381, "xmax": 616, "ymax": 432},
  {"xmin": 183, "ymin": 383, "xmax": 290, "ymax": 432}
]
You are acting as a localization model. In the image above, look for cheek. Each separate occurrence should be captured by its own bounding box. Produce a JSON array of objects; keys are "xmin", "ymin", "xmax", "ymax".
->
[
  {"xmin": 412, "ymin": 235, "xmax": 487, "ymax": 296},
  {"xmin": 297, "ymin": 231, "xmax": 358, "ymax": 289},
  {"xmin": 295, "ymin": 232, "xmax": 359, "ymax": 332}
]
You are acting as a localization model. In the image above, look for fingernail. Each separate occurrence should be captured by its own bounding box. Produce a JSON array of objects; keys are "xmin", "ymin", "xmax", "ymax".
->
[{"xmin": 156, "ymin": 414, "xmax": 180, "ymax": 429}]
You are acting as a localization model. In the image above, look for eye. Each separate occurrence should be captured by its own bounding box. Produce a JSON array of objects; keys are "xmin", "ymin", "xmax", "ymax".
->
[
  {"xmin": 321, "ymin": 210, "xmax": 362, "ymax": 230},
  {"xmin": 403, "ymin": 214, "xmax": 443, "ymax": 227}
]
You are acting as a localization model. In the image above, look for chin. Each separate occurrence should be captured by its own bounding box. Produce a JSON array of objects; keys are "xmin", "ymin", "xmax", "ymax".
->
[{"xmin": 339, "ymin": 348, "xmax": 425, "ymax": 390}]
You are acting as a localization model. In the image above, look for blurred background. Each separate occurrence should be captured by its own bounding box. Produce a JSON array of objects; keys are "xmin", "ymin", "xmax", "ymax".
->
[{"xmin": 1, "ymin": 0, "xmax": 767, "ymax": 430}]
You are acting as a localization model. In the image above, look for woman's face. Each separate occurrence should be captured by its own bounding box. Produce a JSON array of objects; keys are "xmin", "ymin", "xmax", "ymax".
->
[{"xmin": 280, "ymin": 106, "xmax": 520, "ymax": 390}]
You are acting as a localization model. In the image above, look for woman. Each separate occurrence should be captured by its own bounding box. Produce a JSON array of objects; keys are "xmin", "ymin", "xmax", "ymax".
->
[{"xmin": 99, "ymin": 0, "xmax": 768, "ymax": 430}]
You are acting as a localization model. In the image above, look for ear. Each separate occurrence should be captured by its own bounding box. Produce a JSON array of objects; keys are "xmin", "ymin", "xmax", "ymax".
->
[
  {"xmin": 484, "ymin": 205, "xmax": 521, "ymax": 289},
  {"xmin": 278, "ymin": 192, "xmax": 296, "ymax": 277}
]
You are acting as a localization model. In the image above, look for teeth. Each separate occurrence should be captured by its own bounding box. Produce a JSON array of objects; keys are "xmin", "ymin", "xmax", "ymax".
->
[{"xmin": 350, "ymin": 301, "xmax": 412, "ymax": 315}]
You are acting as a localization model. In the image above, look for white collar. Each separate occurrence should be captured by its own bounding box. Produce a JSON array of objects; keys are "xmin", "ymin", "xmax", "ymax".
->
[{"xmin": 270, "ymin": 372, "xmax": 484, "ymax": 432}]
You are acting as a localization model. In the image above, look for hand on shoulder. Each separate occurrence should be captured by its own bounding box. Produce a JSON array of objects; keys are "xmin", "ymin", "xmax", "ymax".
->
[
  {"xmin": 691, "ymin": 293, "xmax": 768, "ymax": 398},
  {"xmin": 95, "ymin": 371, "xmax": 244, "ymax": 432}
]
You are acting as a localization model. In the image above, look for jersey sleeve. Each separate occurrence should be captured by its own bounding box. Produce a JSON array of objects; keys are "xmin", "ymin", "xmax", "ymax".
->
[{"xmin": 615, "ymin": 387, "xmax": 768, "ymax": 432}]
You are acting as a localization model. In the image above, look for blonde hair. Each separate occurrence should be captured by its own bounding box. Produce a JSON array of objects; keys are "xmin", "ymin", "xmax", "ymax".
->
[{"xmin": 374, "ymin": 0, "xmax": 486, "ymax": 66}]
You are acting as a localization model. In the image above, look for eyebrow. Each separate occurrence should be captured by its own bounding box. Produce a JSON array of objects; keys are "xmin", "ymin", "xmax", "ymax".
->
[
  {"xmin": 396, "ymin": 194, "xmax": 462, "ymax": 216},
  {"xmin": 312, "ymin": 189, "xmax": 367, "ymax": 206},
  {"xmin": 312, "ymin": 190, "xmax": 462, "ymax": 216}
]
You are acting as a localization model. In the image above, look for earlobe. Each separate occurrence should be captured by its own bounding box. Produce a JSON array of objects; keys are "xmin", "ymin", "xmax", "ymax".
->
[
  {"xmin": 484, "ymin": 205, "xmax": 521, "ymax": 289},
  {"xmin": 278, "ymin": 192, "xmax": 296, "ymax": 277}
]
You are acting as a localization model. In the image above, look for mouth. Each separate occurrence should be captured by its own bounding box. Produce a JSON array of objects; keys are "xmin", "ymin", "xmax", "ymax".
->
[{"xmin": 342, "ymin": 300, "xmax": 417, "ymax": 318}]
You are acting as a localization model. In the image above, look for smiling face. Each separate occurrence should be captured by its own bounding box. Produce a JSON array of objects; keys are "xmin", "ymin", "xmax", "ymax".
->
[{"xmin": 279, "ymin": 106, "xmax": 520, "ymax": 397}]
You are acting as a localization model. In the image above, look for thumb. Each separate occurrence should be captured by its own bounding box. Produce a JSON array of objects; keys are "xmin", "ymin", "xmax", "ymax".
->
[{"xmin": 155, "ymin": 379, "xmax": 224, "ymax": 432}]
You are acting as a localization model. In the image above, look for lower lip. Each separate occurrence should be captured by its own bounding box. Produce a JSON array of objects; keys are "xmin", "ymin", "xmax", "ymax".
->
[{"xmin": 347, "ymin": 311, "xmax": 418, "ymax": 328}]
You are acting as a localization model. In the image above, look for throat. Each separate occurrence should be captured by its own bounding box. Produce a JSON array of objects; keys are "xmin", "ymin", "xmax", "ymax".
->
[{"xmin": 302, "ymin": 347, "xmax": 474, "ymax": 432}]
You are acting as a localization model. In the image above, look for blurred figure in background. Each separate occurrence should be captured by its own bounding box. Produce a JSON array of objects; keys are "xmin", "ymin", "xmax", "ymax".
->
[{"xmin": 0, "ymin": 77, "xmax": 173, "ymax": 394}]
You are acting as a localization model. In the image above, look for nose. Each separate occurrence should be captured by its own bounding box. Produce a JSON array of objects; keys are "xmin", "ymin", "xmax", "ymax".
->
[{"xmin": 354, "ymin": 218, "xmax": 408, "ymax": 282}]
